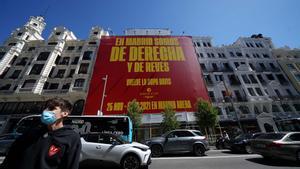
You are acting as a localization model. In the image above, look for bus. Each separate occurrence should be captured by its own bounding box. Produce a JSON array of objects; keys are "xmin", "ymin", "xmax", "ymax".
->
[
  {"xmin": 276, "ymin": 118, "xmax": 300, "ymax": 132},
  {"xmin": 14, "ymin": 115, "xmax": 133, "ymax": 143}
]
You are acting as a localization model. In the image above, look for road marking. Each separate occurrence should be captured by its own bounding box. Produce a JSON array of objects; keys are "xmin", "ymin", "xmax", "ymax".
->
[{"xmin": 152, "ymin": 154, "xmax": 261, "ymax": 160}]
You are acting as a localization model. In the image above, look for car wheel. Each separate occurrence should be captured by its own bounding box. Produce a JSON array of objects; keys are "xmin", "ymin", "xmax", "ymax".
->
[
  {"xmin": 245, "ymin": 145, "xmax": 253, "ymax": 154},
  {"xmin": 140, "ymin": 165, "xmax": 149, "ymax": 169},
  {"xmin": 151, "ymin": 145, "xmax": 163, "ymax": 157},
  {"xmin": 193, "ymin": 144, "xmax": 205, "ymax": 156},
  {"xmin": 121, "ymin": 154, "xmax": 140, "ymax": 169},
  {"xmin": 262, "ymin": 155, "xmax": 272, "ymax": 160}
]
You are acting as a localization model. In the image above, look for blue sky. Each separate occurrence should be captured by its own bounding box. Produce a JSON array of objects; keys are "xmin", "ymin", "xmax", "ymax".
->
[{"xmin": 0, "ymin": 0, "xmax": 299, "ymax": 48}]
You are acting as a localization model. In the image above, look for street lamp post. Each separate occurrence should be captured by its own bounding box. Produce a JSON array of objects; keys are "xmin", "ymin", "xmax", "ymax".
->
[{"xmin": 99, "ymin": 75, "xmax": 108, "ymax": 116}]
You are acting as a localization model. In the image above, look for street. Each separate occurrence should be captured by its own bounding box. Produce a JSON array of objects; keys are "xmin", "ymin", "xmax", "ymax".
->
[{"xmin": 0, "ymin": 149, "xmax": 299, "ymax": 169}]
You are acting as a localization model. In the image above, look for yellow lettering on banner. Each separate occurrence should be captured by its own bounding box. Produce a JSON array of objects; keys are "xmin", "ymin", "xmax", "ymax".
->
[
  {"xmin": 140, "ymin": 102, "xmax": 151, "ymax": 110},
  {"xmin": 126, "ymin": 79, "xmax": 141, "ymax": 86},
  {"xmin": 145, "ymin": 62, "xmax": 169, "ymax": 72},
  {"xmin": 134, "ymin": 62, "xmax": 144, "ymax": 72},
  {"xmin": 151, "ymin": 101, "xmax": 157, "ymax": 109},
  {"xmin": 127, "ymin": 62, "xmax": 133, "ymax": 72},
  {"xmin": 176, "ymin": 100, "xmax": 192, "ymax": 109},
  {"xmin": 128, "ymin": 46, "xmax": 185, "ymax": 62},
  {"xmin": 106, "ymin": 103, "xmax": 113, "ymax": 111},
  {"xmin": 115, "ymin": 38, "xmax": 124, "ymax": 46},
  {"xmin": 159, "ymin": 78, "xmax": 171, "ymax": 85},
  {"xmin": 110, "ymin": 47, "xmax": 126, "ymax": 62},
  {"xmin": 126, "ymin": 38, "xmax": 153, "ymax": 46},
  {"xmin": 113, "ymin": 102, "xmax": 124, "ymax": 111},
  {"xmin": 158, "ymin": 101, "xmax": 176, "ymax": 109},
  {"xmin": 154, "ymin": 38, "xmax": 180, "ymax": 46}
]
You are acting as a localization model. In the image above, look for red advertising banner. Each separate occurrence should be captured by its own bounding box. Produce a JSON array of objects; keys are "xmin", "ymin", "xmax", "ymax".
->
[{"xmin": 83, "ymin": 36, "xmax": 209, "ymax": 115}]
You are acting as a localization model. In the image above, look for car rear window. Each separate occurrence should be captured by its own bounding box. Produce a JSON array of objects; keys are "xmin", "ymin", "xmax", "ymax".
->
[
  {"xmin": 193, "ymin": 131, "xmax": 203, "ymax": 136},
  {"xmin": 256, "ymin": 133, "xmax": 286, "ymax": 140}
]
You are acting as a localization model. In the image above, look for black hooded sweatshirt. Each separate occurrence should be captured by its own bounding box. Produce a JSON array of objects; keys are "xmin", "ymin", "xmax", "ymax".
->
[{"xmin": 0, "ymin": 126, "xmax": 81, "ymax": 169}]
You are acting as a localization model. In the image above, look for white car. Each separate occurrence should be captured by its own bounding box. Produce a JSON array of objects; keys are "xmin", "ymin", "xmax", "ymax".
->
[{"xmin": 80, "ymin": 132, "xmax": 151, "ymax": 169}]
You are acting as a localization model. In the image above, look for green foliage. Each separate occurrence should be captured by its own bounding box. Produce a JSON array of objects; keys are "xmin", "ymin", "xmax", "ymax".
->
[
  {"xmin": 194, "ymin": 98, "xmax": 218, "ymax": 132},
  {"xmin": 160, "ymin": 104, "xmax": 180, "ymax": 133},
  {"xmin": 127, "ymin": 99, "xmax": 143, "ymax": 129}
]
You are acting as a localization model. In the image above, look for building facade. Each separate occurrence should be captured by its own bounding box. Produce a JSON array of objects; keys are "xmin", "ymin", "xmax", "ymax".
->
[
  {"xmin": 0, "ymin": 16, "xmax": 299, "ymax": 137},
  {"xmin": 193, "ymin": 34, "xmax": 300, "ymax": 134},
  {"xmin": 0, "ymin": 16, "xmax": 109, "ymax": 133}
]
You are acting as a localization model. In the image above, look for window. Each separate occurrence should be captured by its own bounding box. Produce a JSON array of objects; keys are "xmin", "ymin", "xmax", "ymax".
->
[
  {"xmin": 207, "ymin": 42, "xmax": 211, "ymax": 47},
  {"xmin": 67, "ymin": 46, "xmax": 75, "ymax": 50},
  {"xmin": 93, "ymin": 32, "xmax": 98, "ymax": 35},
  {"xmin": 293, "ymin": 104, "xmax": 300, "ymax": 111},
  {"xmin": 294, "ymin": 74, "xmax": 300, "ymax": 81},
  {"xmin": 17, "ymin": 32, "xmax": 23, "ymax": 36},
  {"xmin": 249, "ymin": 63, "xmax": 255, "ymax": 70},
  {"xmin": 286, "ymin": 89, "xmax": 293, "ymax": 97},
  {"xmin": 37, "ymin": 52, "xmax": 50, "ymax": 61},
  {"xmin": 196, "ymin": 42, "xmax": 201, "ymax": 47},
  {"xmin": 48, "ymin": 42, "xmax": 57, "ymax": 45},
  {"xmin": 269, "ymin": 63, "xmax": 276, "ymax": 69},
  {"xmin": 56, "ymin": 32, "xmax": 61, "ymax": 35},
  {"xmin": 72, "ymin": 57, "xmax": 79, "ymax": 65},
  {"xmin": 259, "ymin": 63, "xmax": 266, "ymax": 70},
  {"xmin": 9, "ymin": 70, "xmax": 21, "ymax": 79},
  {"xmin": 255, "ymin": 88, "xmax": 263, "ymax": 96},
  {"xmin": 266, "ymin": 74, "xmax": 275, "ymax": 80},
  {"xmin": 29, "ymin": 64, "xmax": 44, "ymax": 75},
  {"xmin": 234, "ymin": 62, "xmax": 239, "ymax": 68},
  {"xmin": 208, "ymin": 91, "xmax": 215, "ymax": 102},
  {"xmin": 55, "ymin": 69, "xmax": 65, "ymax": 78},
  {"xmin": 287, "ymin": 64, "xmax": 296, "ymax": 70},
  {"xmin": 88, "ymin": 42, "xmax": 97, "ymax": 45},
  {"xmin": 62, "ymin": 83, "xmax": 70, "ymax": 90},
  {"xmin": 257, "ymin": 74, "xmax": 265, "ymax": 84},
  {"xmin": 203, "ymin": 42, "xmax": 207, "ymax": 47},
  {"xmin": 230, "ymin": 52, "xmax": 235, "ymax": 57},
  {"xmin": 43, "ymin": 82, "xmax": 49, "ymax": 89},
  {"xmin": 274, "ymin": 89, "xmax": 281, "ymax": 97},
  {"xmin": 16, "ymin": 57, "xmax": 28, "ymax": 66},
  {"xmin": 282, "ymin": 104, "xmax": 292, "ymax": 112},
  {"xmin": 28, "ymin": 47, "xmax": 35, "ymax": 51},
  {"xmin": 74, "ymin": 79, "xmax": 85, "ymax": 87},
  {"xmin": 0, "ymin": 67, "xmax": 9, "ymax": 79},
  {"xmin": 55, "ymin": 55, "xmax": 61, "ymax": 64},
  {"xmin": 60, "ymin": 57, "xmax": 70, "ymax": 65},
  {"xmin": 83, "ymin": 51, "xmax": 93, "ymax": 60},
  {"xmin": 242, "ymin": 75, "xmax": 251, "ymax": 84},
  {"xmin": 68, "ymin": 69, "xmax": 75, "ymax": 78},
  {"xmin": 8, "ymin": 43, "xmax": 16, "ymax": 46},
  {"xmin": 48, "ymin": 67, "xmax": 55, "ymax": 78},
  {"xmin": 248, "ymin": 88, "xmax": 256, "ymax": 96},
  {"xmin": 249, "ymin": 74, "xmax": 258, "ymax": 83},
  {"xmin": 49, "ymin": 83, "xmax": 59, "ymax": 89},
  {"xmin": 0, "ymin": 84, "xmax": 11, "ymax": 90},
  {"xmin": 246, "ymin": 54, "xmax": 250, "ymax": 58},
  {"xmin": 215, "ymin": 75, "xmax": 223, "ymax": 81},
  {"xmin": 239, "ymin": 106, "xmax": 250, "ymax": 114},
  {"xmin": 236, "ymin": 52, "xmax": 243, "ymax": 57},
  {"xmin": 78, "ymin": 63, "xmax": 89, "ymax": 74},
  {"xmin": 0, "ymin": 52, "xmax": 6, "ymax": 60},
  {"xmin": 289, "ymin": 134, "xmax": 300, "ymax": 141},
  {"xmin": 223, "ymin": 63, "xmax": 232, "ymax": 71},
  {"xmin": 9, "ymin": 55, "xmax": 18, "ymax": 65},
  {"xmin": 263, "ymin": 54, "xmax": 270, "ymax": 58},
  {"xmin": 199, "ymin": 53, "xmax": 204, "ymax": 58},
  {"xmin": 200, "ymin": 64, "xmax": 206, "ymax": 71},
  {"xmin": 212, "ymin": 63, "xmax": 218, "ymax": 70},
  {"xmin": 276, "ymin": 74, "xmax": 287, "ymax": 85},
  {"xmin": 272, "ymin": 105, "xmax": 280, "ymax": 112},
  {"xmin": 78, "ymin": 46, "xmax": 83, "ymax": 51},
  {"xmin": 22, "ymin": 79, "xmax": 36, "ymax": 88}
]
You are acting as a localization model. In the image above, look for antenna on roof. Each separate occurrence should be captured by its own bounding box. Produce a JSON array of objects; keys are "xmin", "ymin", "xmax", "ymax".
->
[{"xmin": 41, "ymin": 0, "xmax": 57, "ymax": 18}]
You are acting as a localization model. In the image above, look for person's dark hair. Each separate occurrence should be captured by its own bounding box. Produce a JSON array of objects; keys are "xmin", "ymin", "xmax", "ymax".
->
[{"xmin": 45, "ymin": 97, "xmax": 73, "ymax": 113}]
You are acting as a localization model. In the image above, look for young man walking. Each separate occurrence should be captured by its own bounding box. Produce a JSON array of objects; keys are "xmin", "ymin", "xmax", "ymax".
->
[{"xmin": 0, "ymin": 97, "xmax": 81, "ymax": 169}]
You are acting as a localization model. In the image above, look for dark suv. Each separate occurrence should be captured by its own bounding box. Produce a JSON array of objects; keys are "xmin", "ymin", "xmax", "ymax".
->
[{"xmin": 143, "ymin": 129, "xmax": 209, "ymax": 157}]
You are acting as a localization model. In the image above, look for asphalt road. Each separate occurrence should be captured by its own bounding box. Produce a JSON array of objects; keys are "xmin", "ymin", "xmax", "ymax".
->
[{"xmin": 1, "ymin": 149, "xmax": 299, "ymax": 169}]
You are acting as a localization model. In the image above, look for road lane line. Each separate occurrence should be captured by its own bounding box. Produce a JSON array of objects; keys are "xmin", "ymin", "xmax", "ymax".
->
[{"xmin": 152, "ymin": 154, "xmax": 261, "ymax": 160}]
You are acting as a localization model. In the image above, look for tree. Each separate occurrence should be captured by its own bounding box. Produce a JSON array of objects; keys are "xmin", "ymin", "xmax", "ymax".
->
[
  {"xmin": 194, "ymin": 98, "xmax": 218, "ymax": 137},
  {"xmin": 127, "ymin": 99, "xmax": 143, "ymax": 141},
  {"xmin": 160, "ymin": 104, "xmax": 180, "ymax": 133}
]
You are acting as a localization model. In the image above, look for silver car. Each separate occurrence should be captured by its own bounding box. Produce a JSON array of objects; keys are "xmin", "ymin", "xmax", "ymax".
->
[
  {"xmin": 144, "ymin": 129, "xmax": 209, "ymax": 157},
  {"xmin": 80, "ymin": 132, "xmax": 151, "ymax": 169},
  {"xmin": 250, "ymin": 132, "xmax": 300, "ymax": 161}
]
